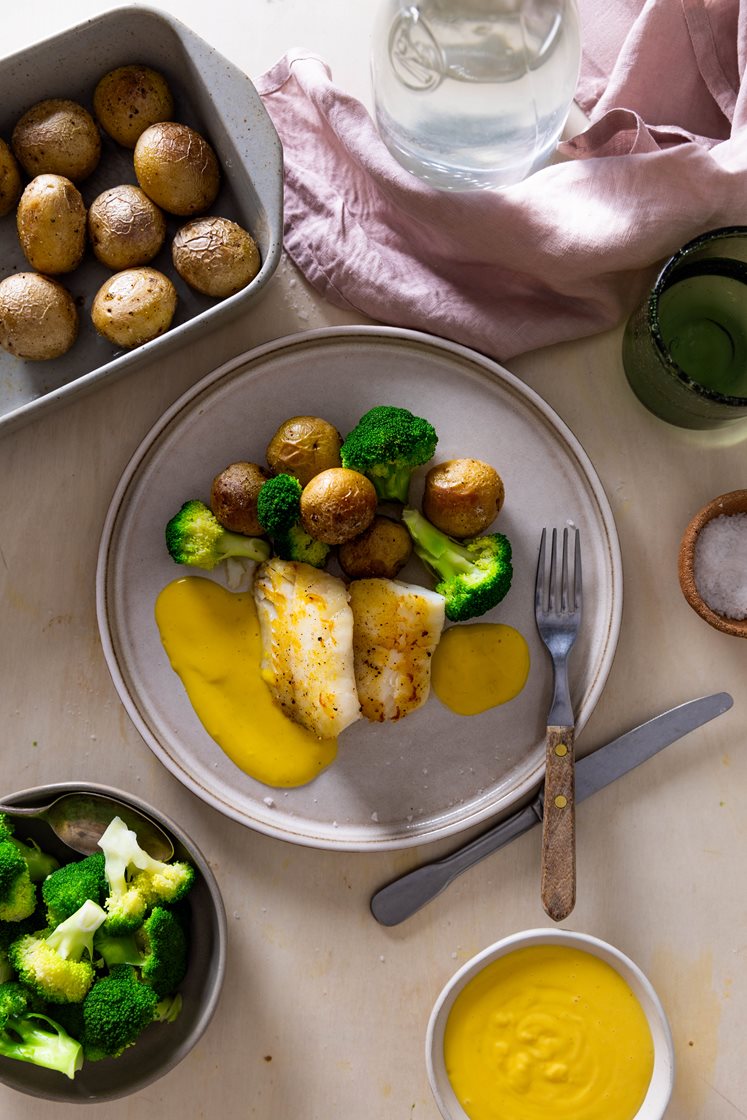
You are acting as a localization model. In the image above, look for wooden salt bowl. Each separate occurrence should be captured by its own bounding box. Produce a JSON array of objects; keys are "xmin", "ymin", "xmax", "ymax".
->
[{"xmin": 678, "ymin": 489, "xmax": 747, "ymax": 638}]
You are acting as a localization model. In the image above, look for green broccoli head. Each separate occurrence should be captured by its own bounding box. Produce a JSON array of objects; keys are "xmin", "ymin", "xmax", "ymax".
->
[
  {"xmin": 42, "ymin": 852, "xmax": 107, "ymax": 927},
  {"xmin": 340, "ymin": 406, "xmax": 438, "ymax": 502},
  {"xmin": 99, "ymin": 817, "xmax": 194, "ymax": 935},
  {"xmin": 80, "ymin": 965, "xmax": 160, "ymax": 1060},
  {"xmin": 257, "ymin": 474, "xmax": 303, "ymax": 535},
  {"xmin": 138, "ymin": 907, "xmax": 189, "ymax": 997},
  {"xmin": 0, "ymin": 980, "xmax": 83, "ymax": 1079},
  {"xmin": 94, "ymin": 906, "xmax": 188, "ymax": 999},
  {"xmin": 402, "ymin": 507, "xmax": 513, "ymax": 622},
  {"xmin": 165, "ymin": 499, "xmax": 271, "ymax": 570},
  {"xmin": 0, "ymin": 840, "xmax": 37, "ymax": 924},
  {"xmin": 8, "ymin": 900, "xmax": 107, "ymax": 1004},
  {"xmin": 0, "ymin": 816, "xmax": 59, "ymax": 884},
  {"xmin": 273, "ymin": 523, "xmax": 331, "ymax": 569}
]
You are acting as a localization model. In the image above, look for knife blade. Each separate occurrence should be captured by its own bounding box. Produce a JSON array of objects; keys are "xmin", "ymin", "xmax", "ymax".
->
[{"xmin": 370, "ymin": 691, "xmax": 733, "ymax": 926}]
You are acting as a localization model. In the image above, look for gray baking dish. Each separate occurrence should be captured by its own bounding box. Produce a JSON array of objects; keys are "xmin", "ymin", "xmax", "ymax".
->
[{"xmin": 0, "ymin": 5, "xmax": 283, "ymax": 436}]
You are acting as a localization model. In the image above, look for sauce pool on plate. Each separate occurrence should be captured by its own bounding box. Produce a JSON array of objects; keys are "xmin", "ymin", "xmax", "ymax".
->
[
  {"xmin": 431, "ymin": 623, "xmax": 530, "ymax": 715},
  {"xmin": 155, "ymin": 577, "xmax": 336, "ymax": 787},
  {"xmin": 443, "ymin": 944, "xmax": 654, "ymax": 1120}
]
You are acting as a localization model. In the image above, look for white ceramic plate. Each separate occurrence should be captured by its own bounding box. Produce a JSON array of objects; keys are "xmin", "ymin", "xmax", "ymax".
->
[{"xmin": 97, "ymin": 326, "xmax": 622, "ymax": 851}]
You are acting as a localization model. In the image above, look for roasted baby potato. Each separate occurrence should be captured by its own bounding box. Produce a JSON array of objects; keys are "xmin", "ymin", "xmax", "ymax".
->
[
  {"xmin": 134, "ymin": 122, "xmax": 220, "ymax": 216},
  {"xmin": 12, "ymin": 98, "xmax": 101, "ymax": 182},
  {"xmin": 88, "ymin": 184, "xmax": 166, "ymax": 270},
  {"xmin": 91, "ymin": 267, "xmax": 177, "ymax": 348},
  {"xmin": 0, "ymin": 138, "xmax": 22, "ymax": 217},
  {"xmin": 338, "ymin": 515, "xmax": 413, "ymax": 580},
  {"xmin": 300, "ymin": 467, "xmax": 377, "ymax": 545},
  {"xmin": 93, "ymin": 64, "xmax": 174, "ymax": 149},
  {"xmin": 16, "ymin": 174, "xmax": 86, "ymax": 275},
  {"xmin": 0, "ymin": 272, "xmax": 78, "ymax": 360},
  {"xmin": 172, "ymin": 216, "xmax": 260, "ymax": 298},
  {"xmin": 266, "ymin": 416, "xmax": 342, "ymax": 487},
  {"xmin": 423, "ymin": 458, "xmax": 505, "ymax": 538},
  {"xmin": 210, "ymin": 461, "xmax": 269, "ymax": 536}
]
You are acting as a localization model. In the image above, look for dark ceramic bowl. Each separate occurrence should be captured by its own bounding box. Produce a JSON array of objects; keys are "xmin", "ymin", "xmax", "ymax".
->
[{"xmin": 0, "ymin": 781, "xmax": 226, "ymax": 1103}]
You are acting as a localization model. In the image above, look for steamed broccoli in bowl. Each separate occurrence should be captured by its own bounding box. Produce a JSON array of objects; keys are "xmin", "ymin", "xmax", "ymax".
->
[{"xmin": 0, "ymin": 816, "xmax": 195, "ymax": 1080}]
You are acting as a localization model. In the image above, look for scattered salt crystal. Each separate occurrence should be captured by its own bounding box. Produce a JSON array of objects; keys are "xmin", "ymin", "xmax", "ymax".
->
[
  {"xmin": 694, "ymin": 513, "xmax": 747, "ymax": 619},
  {"xmin": 263, "ymin": 797, "xmax": 275, "ymax": 808},
  {"xmin": 371, "ymin": 811, "xmax": 379, "ymax": 822}
]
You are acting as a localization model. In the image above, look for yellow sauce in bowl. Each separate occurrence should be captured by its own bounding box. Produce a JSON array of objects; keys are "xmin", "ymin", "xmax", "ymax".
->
[
  {"xmin": 155, "ymin": 577, "xmax": 336, "ymax": 787},
  {"xmin": 443, "ymin": 944, "xmax": 654, "ymax": 1120},
  {"xmin": 431, "ymin": 623, "xmax": 530, "ymax": 715}
]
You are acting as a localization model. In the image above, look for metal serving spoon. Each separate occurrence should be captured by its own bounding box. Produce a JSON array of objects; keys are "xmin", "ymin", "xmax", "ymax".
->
[{"xmin": 0, "ymin": 792, "xmax": 174, "ymax": 860}]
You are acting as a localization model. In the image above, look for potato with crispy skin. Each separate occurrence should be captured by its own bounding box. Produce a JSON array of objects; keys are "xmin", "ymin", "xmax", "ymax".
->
[
  {"xmin": 210, "ymin": 462, "xmax": 269, "ymax": 536},
  {"xmin": 0, "ymin": 273, "xmax": 78, "ymax": 360},
  {"xmin": 16, "ymin": 174, "xmax": 86, "ymax": 275},
  {"xmin": 12, "ymin": 99, "xmax": 101, "ymax": 182},
  {"xmin": 338, "ymin": 515, "xmax": 412, "ymax": 580},
  {"xmin": 0, "ymin": 139, "xmax": 22, "ymax": 217},
  {"xmin": 88, "ymin": 185, "xmax": 166, "ymax": 270},
  {"xmin": 91, "ymin": 267, "xmax": 177, "ymax": 348},
  {"xmin": 172, "ymin": 216, "xmax": 260, "ymax": 298},
  {"xmin": 93, "ymin": 65, "xmax": 174, "ymax": 149},
  {"xmin": 300, "ymin": 468, "xmax": 377, "ymax": 545},
  {"xmin": 423, "ymin": 458, "xmax": 505, "ymax": 538},
  {"xmin": 134, "ymin": 122, "xmax": 220, "ymax": 216},
  {"xmin": 266, "ymin": 416, "xmax": 342, "ymax": 487}
]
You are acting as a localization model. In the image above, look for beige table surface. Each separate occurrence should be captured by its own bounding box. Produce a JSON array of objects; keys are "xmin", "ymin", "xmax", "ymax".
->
[{"xmin": 1, "ymin": 2, "xmax": 746, "ymax": 1117}]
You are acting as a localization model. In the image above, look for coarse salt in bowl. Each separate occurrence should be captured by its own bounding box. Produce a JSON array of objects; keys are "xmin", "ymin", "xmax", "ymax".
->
[{"xmin": 679, "ymin": 489, "xmax": 747, "ymax": 637}]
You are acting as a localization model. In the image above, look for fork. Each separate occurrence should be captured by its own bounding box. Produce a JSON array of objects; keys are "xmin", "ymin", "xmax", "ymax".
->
[{"xmin": 535, "ymin": 526, "xmax": 582, "ymax": 922}]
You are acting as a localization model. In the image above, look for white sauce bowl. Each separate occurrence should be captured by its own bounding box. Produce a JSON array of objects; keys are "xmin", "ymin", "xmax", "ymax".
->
[{"xmin": 426, "ymin": 927, "xmax": 674, "ymax": 1120}]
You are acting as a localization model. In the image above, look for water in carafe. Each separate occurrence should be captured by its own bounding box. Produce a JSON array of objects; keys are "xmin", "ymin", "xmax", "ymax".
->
[{"xmin": 371, "ymin": 0, "xmax": 581, "ymax": 190}]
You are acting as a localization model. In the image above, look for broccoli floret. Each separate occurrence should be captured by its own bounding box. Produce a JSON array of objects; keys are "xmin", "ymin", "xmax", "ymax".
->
[
  {"xmin": 42, "ymin": 852, "xmax": 107, "ymax": 927},
  {"xmin": 8, "ymin": 900, "xmax": 107, "ymax": 1004},
  {"xmin": 258, "ymin": 476, "xmax": 330, "ymax": 568},
  {"xmin": 273, "ymin": 524, "xmax": 330, "ymax": 568},
  {"xmin": 80, "ymin": 965, "xmax": 160, "ymax": 1059},
  {"xmin": 134, "ymin": 907, "xmax": 188, "ymax": 998},
  {"xmin": 402, "ymin": 507, "xmax": 513, "ymax": 622},
  {"xmin": 0, "ymin": 980, "xmax": 82, "ymax": 1079},
  {"xmin": 99, "ymin": 817, "xmax": 194, "ymax": 935},
  {"xmin": 0, "ymin": 840, "xmax": 36, "ymax": 924},
  {"xmin": 257, "ymin": 474, "xmax": 303, "ymax": 535},
  {"xmin": 0, "ymin": 814, "xmax": 61, "ymax": 922},
  {"xmin": 340, "ymin": 405, "xmax": 438, "ymax": 502},
  {"xmin": 0, "ymin": 817, "xmax": 59, "ymax": 884},
  {"xmin": 165, "ymin": 499, "xmax": 271, "ymax": 570},
  {"xmin": 96, "ymin": 907, "xmax": 188, "ymax": 998}
]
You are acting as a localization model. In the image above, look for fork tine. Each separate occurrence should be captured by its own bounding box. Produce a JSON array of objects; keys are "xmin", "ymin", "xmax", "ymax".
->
[
  {"xmin": 535, "ymin": 527, "xmax": 547, "ymax": 612},
  {"xmin": 547, "ymin": 528, "xmax": 558, "ymax": 612},
  {"xmin": 574, "ymin": 528, "xmax": 582, "ymax": 612},
  {"xmin": 560, "ymin": 528, "xmax": 569, "ymax": 612}
]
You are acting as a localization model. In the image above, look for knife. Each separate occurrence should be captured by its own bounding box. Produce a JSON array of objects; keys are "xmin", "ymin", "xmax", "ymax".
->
[{"xmin": 370, "ymin": 692, "xmax": 733, "ymax": 926}]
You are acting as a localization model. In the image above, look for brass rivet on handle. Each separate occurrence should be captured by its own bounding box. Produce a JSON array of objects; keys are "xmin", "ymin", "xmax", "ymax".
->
[
  {"xmin": 555, "ymin": 743, "xmax": 568, "ymax": 756},
  {"xmin": 554, "ymin": 795, "xmax": 568, "ymax": 808}
]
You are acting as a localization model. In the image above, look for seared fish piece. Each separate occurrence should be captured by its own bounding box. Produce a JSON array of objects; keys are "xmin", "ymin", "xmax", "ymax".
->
[
  {"xmin": 253, "ymin": 558, "xmax": 361, "ymax": 739},
  {"xmin": 350, "ymin": 578, "xmax": 445, "ymax": 722}
]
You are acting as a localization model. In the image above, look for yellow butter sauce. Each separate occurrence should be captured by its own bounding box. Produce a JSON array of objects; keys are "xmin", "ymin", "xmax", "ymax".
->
[
  {"xmin": 443, "ymin": 944, "xmax": 654, "ymax": 1120},
  {"xmin": 431, "ymin": 623, "xmax": 530, "ymax": 715},
  {"xmin": 154, "ymin": 577, "xmax": 336, "ymax": 787}
]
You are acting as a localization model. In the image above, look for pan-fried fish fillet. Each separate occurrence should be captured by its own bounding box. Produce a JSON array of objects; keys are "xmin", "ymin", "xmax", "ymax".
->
[
  {"xmin": 253, "ymin": 558, "xmax": 361, "ymax": 739},
  {"xmin": 349, "ymin": 578, "xmax": 445, "ymax": 722}
]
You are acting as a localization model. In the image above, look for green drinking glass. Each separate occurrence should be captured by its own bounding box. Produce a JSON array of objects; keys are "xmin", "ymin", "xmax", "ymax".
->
[{"xmin": 622, "ymin": 227, "xmax": 747, "ymax": 429}]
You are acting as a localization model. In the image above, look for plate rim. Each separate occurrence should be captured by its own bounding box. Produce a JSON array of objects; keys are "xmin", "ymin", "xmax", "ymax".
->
[{"xmin": 96, "ymin": 325, "xmax": 623, "ymax": 851}]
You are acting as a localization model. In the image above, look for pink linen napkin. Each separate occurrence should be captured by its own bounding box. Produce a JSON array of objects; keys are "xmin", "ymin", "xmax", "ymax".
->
[{"xmin": 255, "ymin": 0, "xmax": 747, "ymax": 361}]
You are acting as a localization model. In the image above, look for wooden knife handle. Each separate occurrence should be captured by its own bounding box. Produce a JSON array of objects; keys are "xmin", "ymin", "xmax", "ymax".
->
[{"xmin": 540, "ymin": 724, "xmax": 576, "ymax": 922}]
